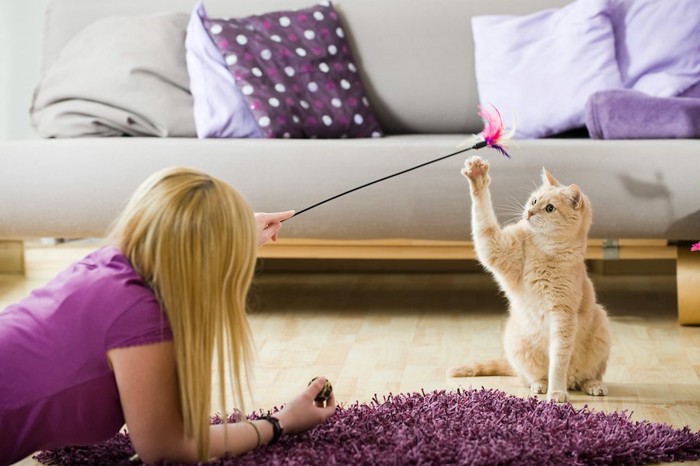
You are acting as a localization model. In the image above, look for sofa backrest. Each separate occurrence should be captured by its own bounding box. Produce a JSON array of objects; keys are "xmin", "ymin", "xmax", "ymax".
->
[{"xmin": 42, "ymin": 0, "xmax": 569, "ymax": 134}]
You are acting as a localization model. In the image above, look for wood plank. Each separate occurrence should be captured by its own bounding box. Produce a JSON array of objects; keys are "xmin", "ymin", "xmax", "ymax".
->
[
  {"xmin": 0, "ymin": 240, "xmax": 24, "ymax": 274},
  {"xmin": 677, "ymin": 242, "xmax": 700, "ymax": 325},
  {"xmin": 259, "ymin": 238, "xmax": 676, "ymax": 260}
]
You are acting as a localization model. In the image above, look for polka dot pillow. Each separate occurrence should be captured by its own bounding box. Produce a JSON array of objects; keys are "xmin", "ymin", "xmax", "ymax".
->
[{"xmin": 202, "ymin": 1, "xmax": 383, "ymax": 138}]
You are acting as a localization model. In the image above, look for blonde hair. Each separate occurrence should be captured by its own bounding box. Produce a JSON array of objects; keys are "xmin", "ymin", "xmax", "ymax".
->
[{"xmin": 108, "ymin": 167, "xmax": 256, "ymax": 460}]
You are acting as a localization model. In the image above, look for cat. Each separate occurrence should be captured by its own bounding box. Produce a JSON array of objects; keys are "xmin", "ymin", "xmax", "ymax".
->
[{"xmin": 447, "ymin": 156, "xmax": 611, "ymax": 403}]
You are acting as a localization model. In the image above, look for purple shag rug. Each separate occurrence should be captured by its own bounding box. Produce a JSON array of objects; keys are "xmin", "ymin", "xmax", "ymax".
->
[{"xmin": 35, "ymin": 388, "xmax": 700, "ymax": 466}]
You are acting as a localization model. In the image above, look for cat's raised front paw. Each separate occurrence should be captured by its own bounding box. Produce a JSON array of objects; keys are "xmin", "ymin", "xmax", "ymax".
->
[
  {"xmin": 462, "ymin": 156, "xmax": 489, "ymax": 179},
  {"xmin": 547, "ymin": 390, "xmax": 569, "ymax": 403}
]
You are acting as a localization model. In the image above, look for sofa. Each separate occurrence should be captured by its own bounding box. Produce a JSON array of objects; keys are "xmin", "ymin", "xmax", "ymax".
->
[{"xmin": 0, "ymin": 0, "xmax": 698, "ymax": 323}]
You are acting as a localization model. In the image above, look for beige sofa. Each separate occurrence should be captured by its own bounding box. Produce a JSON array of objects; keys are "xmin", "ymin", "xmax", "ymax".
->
[{"xmin": 1, "ymin": 0, "xmax": 698, "ymax": 323}]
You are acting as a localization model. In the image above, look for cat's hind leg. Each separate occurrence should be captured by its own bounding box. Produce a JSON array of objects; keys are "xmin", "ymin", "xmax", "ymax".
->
[{"xmin": 569, "ymin": 305, "xmax": 611, "ymax": 397}]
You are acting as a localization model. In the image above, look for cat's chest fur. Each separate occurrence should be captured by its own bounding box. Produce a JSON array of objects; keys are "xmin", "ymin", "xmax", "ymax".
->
[{"xmin": 509, "ymin": 239, "xmax": 585, "ymax": 321}]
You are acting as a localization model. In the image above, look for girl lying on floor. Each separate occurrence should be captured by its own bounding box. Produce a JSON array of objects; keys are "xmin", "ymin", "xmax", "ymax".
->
[{"xmin": 0, "ymin": 167, "xmax": 335, "ymax": 465}]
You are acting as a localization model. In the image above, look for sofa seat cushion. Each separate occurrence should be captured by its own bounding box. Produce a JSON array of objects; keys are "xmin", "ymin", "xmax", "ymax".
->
[{"xmin": 1, "ymin": 137, "xmax": 698, "ymax": 241}]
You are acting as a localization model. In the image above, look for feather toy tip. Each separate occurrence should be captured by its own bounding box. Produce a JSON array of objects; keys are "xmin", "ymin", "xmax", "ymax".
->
[{"xmin": 477, "ymin": 104, "xmax": 515, "ymax": 158}]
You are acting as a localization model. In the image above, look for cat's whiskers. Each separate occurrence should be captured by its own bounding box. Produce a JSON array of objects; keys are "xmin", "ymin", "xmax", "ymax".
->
[
  {"xmin": 499, "ymin": 214, "xmax": 522, "ymax": 228},
  {"xmin": 495, "ymin": 198, "xmax": 526, "ymax": 227}
]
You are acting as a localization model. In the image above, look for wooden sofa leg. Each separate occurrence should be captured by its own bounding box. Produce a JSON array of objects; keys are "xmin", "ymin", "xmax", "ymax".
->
[
  {"xmin": 677, "ymin": 242, "xmax": 700, "ymax": 325},
  {"xmin": 0, "ymin": 240, "xmax": 25, "ymax": 274}
]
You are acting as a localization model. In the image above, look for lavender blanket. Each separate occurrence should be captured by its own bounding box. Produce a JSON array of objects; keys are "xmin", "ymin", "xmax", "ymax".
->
[{"xmin": 585, "ymin": 84, "xmax": 700, "ymax": 139}]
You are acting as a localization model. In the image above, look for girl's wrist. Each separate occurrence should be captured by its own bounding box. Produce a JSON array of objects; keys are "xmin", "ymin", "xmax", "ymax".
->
[
  {"xmin": 261, "ymin": 415, "xmax": 284, "ymax": 444},
  {"xmin": 240, "ymin": 421, "xmax": 261, "ymax": 448},
  {"xmin": 272, "ymin": 410, "xmax": 293, "ymax": 436}
]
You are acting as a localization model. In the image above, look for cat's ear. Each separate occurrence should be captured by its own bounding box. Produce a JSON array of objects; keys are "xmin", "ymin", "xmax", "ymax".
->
[
  {"xmin": 567, "ymin": 184, "xmax": 583, "ymax": 209},
  {"xmin": 542, "ymin": 168, "xmax": 560, "ymax": 187}
]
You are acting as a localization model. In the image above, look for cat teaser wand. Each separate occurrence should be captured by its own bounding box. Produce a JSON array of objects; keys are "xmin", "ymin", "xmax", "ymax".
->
[{"xmin": 289, "ymin": 105, "xmax": 514, "ymax": 219}]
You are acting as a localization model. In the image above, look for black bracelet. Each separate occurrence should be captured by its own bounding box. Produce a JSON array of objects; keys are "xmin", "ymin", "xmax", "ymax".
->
[{"xmin": 262, "ymin": 415, "xmax": 283, "ymax": 445}]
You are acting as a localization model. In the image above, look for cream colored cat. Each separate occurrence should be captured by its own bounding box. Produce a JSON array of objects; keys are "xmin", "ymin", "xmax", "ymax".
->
[{"xmin": 448, "ymin": 156, "xmax": 611, "ymax": 403}]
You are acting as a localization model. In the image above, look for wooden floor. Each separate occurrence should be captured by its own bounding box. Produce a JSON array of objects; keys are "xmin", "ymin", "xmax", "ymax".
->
[{"xmin": 4, "ymin": 243, "xmax": 700, "ymax": 466}]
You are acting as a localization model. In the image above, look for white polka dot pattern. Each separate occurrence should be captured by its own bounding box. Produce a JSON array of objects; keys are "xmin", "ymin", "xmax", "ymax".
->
[{"xmin": 204, "ymin": 2, "xmax": 383, "ymax": 138}]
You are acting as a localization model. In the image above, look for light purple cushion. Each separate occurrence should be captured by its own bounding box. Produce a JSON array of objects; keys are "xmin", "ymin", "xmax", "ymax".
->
[
  {"xmin": 608, "ymin": 0, "xmax": 700, "ymax": 97},
  {"xmin": 471, "ymin": 0, "xmax": 623, "ymax": 139},
  {"xmin": 585, "ymin": 89, "xmax": 700, "ymax": 140},
  {"xmin": 186, "ymin": 3, "xmax": 263, "ymax": 138},
  {"xmin": 202, "ymin": 1, "xmax": 383, "ymax": 139}
]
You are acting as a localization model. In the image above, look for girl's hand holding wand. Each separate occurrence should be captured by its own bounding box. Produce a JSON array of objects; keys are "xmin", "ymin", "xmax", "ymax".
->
[{"xmin": 255, "ymin": 210, "xmax": 295, "ymax": 246}]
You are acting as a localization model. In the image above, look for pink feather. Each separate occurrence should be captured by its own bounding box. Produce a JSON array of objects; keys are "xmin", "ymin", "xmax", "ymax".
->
[{"xmin": 478, "ymin": 104, "xmax": 513, "ymax": 158}]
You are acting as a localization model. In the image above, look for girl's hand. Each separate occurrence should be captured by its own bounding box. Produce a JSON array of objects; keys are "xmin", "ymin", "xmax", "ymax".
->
[
  {"xmin": 254, "ymin": 211, "xmax": 295, "ymax": 246},
  {"xmin": 274, "ymin": 377, "xmax": 336, "ymax": 435}
]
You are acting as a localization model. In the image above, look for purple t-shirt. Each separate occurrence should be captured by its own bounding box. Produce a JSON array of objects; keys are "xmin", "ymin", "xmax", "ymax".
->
[{"xmin": 0, "ymin": 246, "xmax": 172, "ymax": 464}]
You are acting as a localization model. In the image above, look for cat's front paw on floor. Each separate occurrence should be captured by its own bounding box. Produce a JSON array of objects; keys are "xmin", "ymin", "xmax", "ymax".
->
[
  {"xmin": 547, "ymin": 390, "xmax": 569, "ymax": 403},
  {"xmin": 530, "ymin": 381, "xmax": 547, "ymax": 395}
]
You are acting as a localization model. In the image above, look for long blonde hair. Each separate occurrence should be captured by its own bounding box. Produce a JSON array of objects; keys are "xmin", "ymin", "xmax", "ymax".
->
[{"xmin": 108, "ymin": 167, "xmax": 256, "ymax": 460}]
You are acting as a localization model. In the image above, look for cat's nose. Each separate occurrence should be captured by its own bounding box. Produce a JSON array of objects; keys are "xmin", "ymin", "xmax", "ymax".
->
[{"xmin": 527, "ymin": 210, "xmax": 534, "ymax": 219}]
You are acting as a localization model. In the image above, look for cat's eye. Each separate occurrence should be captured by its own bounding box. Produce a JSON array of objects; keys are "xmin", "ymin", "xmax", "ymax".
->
[
  {"xmin": 531, "ymin": 198, "xmax": 537, "ymax": 205},
  {"xmin": 545, "ymin": 204, "xmax": 556, "ymax": 213}
]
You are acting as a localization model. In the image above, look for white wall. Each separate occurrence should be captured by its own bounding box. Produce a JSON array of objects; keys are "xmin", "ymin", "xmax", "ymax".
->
[{"xmin": 0, "ymin": 0, "xmax": 51, "ymax": 140}]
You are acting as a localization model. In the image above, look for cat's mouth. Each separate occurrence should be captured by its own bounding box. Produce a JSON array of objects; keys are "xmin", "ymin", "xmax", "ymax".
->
[{"xmin": 525, "ymin": 214, "xmax": 542, "ymax": 230}]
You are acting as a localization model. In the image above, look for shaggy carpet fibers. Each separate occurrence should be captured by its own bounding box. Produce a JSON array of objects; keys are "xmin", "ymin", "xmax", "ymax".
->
[{"xmin": 36, "ymin": 388, "xmax": 700, "ymax": 466}]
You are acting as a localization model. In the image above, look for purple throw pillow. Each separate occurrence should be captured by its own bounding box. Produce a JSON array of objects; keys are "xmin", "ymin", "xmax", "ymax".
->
[
  {"xmin": 186, "ymin": 2, "xmax": 263, "ymax": 138},
  {"xmin": 202, "ymin": 1, "xmax": 383, "ymax": 139}
]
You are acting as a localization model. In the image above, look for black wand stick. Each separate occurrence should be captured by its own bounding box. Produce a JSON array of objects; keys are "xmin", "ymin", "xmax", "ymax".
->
[{"xmin": 287, "ymin": 139, "xmax": 488, "ymax": 220}]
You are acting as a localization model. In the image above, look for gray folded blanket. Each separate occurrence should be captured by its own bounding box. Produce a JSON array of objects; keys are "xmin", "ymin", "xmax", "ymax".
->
[{"xmin": 585, "ymin": 85, "xmax": 700, "ymax": 139}]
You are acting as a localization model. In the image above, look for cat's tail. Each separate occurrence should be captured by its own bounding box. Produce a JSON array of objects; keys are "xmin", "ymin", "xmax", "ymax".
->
[{"xmin": 446, "ymin": 359, "xmax": 514, "ymax": 377}]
